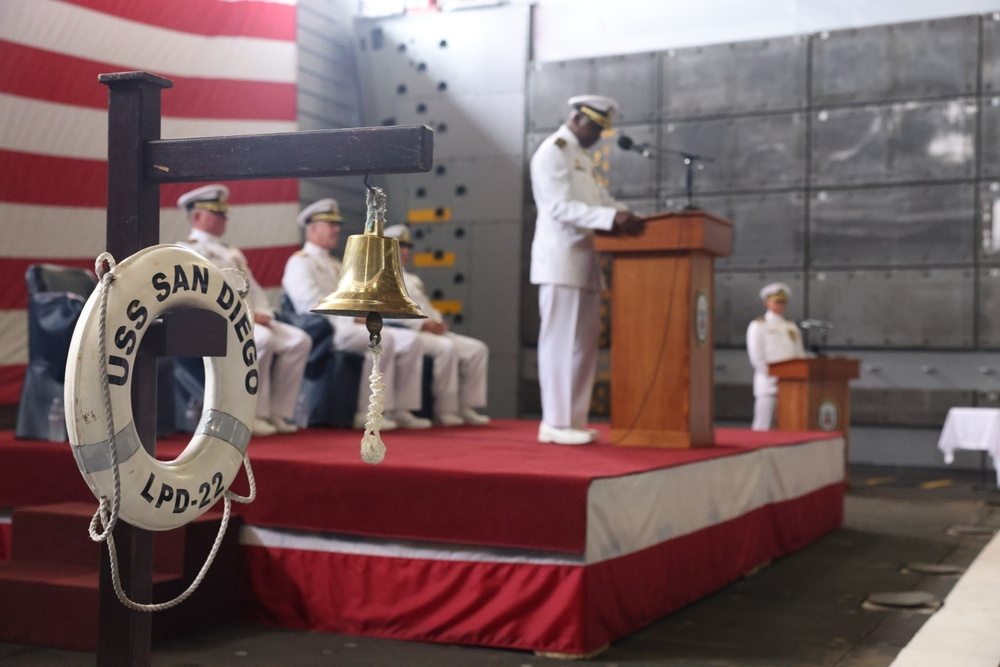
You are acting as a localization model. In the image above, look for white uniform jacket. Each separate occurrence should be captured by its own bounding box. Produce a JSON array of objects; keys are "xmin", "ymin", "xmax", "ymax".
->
[
  {"xmin": 529, "ymin": 124, "xmax": 625, "ymax": 290},
  {"xmin": 281, "ymin": 241, "xmax": 339, "ymax": 316},
  {"xmin": 176, "ymin": 229, "xmax": 272, "ymax": 317},
  {"xmin": 398, "ymin": 271, "xmax": 439, "ymax": 329},
  {"xmin": 746, "ymin": 311, "xmax": 807, "ymax": 397}
]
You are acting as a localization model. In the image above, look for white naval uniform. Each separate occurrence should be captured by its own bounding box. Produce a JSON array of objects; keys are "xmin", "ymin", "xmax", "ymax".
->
[
  {"xmin": 281, "ymin": 241, "xmax": 423, "ymax": 414},
  {"xmin": 397, "ymin": 269, "xmax": 488, "ymax": 416},
  {"xmin": 177, "ymin": 229, "xmax": 310, "ymax": 423},
  {"xmin": 746, "ymin": 310, "xmax": 807, "ymax": 431},
  {"xmin": 529, "ymin": 124, "xmax": 626, "ymax": 430}
]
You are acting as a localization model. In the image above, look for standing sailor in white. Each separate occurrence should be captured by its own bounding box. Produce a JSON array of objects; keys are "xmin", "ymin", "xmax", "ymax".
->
[
  {"xmin": 529, "ymin": 94, "xmax": 644, "ymax": 445},
  {"xmin": 746, "ymin": 282, "xmax": 807, "ymax": 431},
  {"xmin": 383, "ymin": 224, "xmax": 490, "ymax": 426},
  {"xmin": 176, "ymin": 184, "xmax": 311, "ymax": 437},
  {"xmin": 282, "ymin": 198, "xmax": 431, "ymax": 430}
]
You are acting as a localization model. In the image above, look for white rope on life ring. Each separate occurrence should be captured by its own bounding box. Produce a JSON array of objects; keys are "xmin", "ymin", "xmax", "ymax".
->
[{"xmin": 66, "ymin": 244, "xmax": 259, "ymax": 533}]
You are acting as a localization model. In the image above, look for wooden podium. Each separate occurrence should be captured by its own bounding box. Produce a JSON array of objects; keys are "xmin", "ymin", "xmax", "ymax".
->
[
  {"xmin": 593, "ymin": 211, "xmax": 733, "ymax": 448},
  {"xmin": 768, "ymin": 357, "xmax": 860, "ymax": 434}
]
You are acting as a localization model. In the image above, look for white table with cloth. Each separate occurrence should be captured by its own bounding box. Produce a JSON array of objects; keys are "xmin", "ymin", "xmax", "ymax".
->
[{"xmin": 937, "ymin": 407, "xmax": 1000, "ymax": 486}]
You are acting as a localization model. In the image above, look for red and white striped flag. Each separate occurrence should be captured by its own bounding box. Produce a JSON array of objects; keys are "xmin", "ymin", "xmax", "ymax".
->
[{"xmin": 0, "ymin": 0, "xmax": 300, "ymax": 405}]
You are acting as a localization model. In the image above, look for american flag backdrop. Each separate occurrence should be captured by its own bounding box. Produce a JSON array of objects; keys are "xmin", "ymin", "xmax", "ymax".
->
[{"xmin": 0, "ymin": 0, "xmax": 300, "ymax": 405}]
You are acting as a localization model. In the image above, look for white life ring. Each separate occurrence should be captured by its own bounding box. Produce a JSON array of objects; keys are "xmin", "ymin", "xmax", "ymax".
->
[{"xmin": 65, "ymin": 244, "xmax": 259, "ymax": 532}]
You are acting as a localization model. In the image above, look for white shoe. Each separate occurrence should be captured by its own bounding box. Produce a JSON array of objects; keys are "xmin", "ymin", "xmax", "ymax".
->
[
  {"xmin": 538, "ymin": 422, "xmax": 594, "ymax": 445},
  {"xmin": 253, "ymin": 418, "xmax": 277, "ymax": 437},
  {"xmin": 460, "ymin": 409, "xmax": 490, "ymax": 426},
  {"xmin": 270, "ymin": 417, "xmax": 298, "ymax": 434},
  {"xmin": 392, "ymin": 411, "xmax": 432, "ymax": 429},
  {"xmin": 353, "ymin": 412, "xmax": 398, "ymax": 431},
  {"xmin": 435, "ymin": 413, "xmax": 465, "ymax": 427}
]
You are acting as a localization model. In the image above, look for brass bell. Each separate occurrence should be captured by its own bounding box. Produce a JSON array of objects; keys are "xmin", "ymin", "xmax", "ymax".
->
[{"xmin": 312, "ymin": 185, "xmax": 426, "ymax": 320}]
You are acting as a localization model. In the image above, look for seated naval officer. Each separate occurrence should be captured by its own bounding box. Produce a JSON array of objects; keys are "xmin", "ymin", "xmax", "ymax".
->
[
  {"xmin": 529, "ymin": 93, "xmax": 644, "ymax": 445},
  {"xmin": 746, "ymin": 282, "xmax": 806, "ymax": 431},
  {"xmin": 383, "ymin": 224, "xmax": 490, "ymax": 426},
  {"xmin": 281, "ymin": 198, "xmax": 431, "ymax": 431},
  {"xmin": 176, "ymin": 184, "xmax": 311, "ymax": 437}
]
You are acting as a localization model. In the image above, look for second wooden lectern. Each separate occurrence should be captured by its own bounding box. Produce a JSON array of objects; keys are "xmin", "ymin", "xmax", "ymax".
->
[
  {"xmin": 768, "ymin": 357, "xmax": 860, "ymax": 434},
  {"xmin": 594, "ymin": 211, "xmax": 732, "ymax": 448}
]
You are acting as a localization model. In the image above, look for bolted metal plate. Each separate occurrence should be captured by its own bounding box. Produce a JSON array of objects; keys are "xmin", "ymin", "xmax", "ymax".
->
[
  {"xmin": 661, "ymin": 36, "xmax": 807, "ymax": 118},
  {"xmin": 811, "ymin": 100, "xmax": 977, "ymax": 187},
  {"xmin": 592, "ymin": 52, "xmax": 659, "ymax": 125},
  {"xmin": 902, "ymin": 562, "xmax": 965, "ymax": 576},
  {"xmin": 809, "ymin": 184, "xmax": 975, "ymax": 268},
  {"xmin": 979, "ymin": 267, "xmax": 1000, "ymax": 349},
  {"xmin": 700, "ymin": 191, "xmax": 806, "ymax": 271},
  {"xmin": 980, "ymin": 13, "xmax": 1000, "ymax": 95},
  {"xmin": 809, "ymin": 269, "xmax": 974, "ymax": 349},
  {"xmin": 527, "ymin": 59, "xmax": 592, "ymax": 131},
  {"xmin": 863, "ymin": 590, "xmax": 940, "ymax": 610},
  {"xmin": 660, "ymin": 113, "xmax": 806, "ymax": 195},
  {"xmin": 714, "ymin": 272, "xmax": 805, "ymax": 347},
  {"xmin": 978, "ymin": 98, "xmax": 1000, "ymax": 179},
  {"xmin": 812, "ymin": 16, "xmax": 979, "ymax": 106}
]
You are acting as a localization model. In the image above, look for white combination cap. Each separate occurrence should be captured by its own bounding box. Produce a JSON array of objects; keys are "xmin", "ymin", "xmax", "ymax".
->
[
  {"xmin": 759, "ymin": 282, "xmax": 791, "ymax": 302},
  {"xmin": 568, "ymin": 94, "xmax": 619, "ymax": 129},
  {"xmin": 383, "ymin": 224, "xmax": 413, "ymax": 246},
  {"xmin": 297, "ymin": 198, "xmax": 343, "ymax": 228},
  {"xmin": 177, "ymin": 184, "xmax": 230, "ymax": 213}
]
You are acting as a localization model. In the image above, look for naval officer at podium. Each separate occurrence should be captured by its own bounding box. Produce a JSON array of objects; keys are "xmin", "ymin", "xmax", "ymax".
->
[
  {"xmin": 529, "ymin": 94, "xmax": 644, "ymax": 445},
  {"xmin": 746, "ymin": 282, "xmax": 807, "ymax": 431}
]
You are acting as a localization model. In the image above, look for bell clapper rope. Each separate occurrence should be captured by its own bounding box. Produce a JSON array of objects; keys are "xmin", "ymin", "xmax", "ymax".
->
[
  {"xmin": 88, "ymin": 252, "xmax": 257, "ymax": 612},
  {"xmin": 360, "ymin": 311, "xmax": 387, "ymax": 464},
  {"xmin": 358, "ymin": 182, "xmax": 390, "ymax": 464}
]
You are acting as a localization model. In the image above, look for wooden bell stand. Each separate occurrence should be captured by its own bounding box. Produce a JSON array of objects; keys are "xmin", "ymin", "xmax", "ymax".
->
[
  {"xmin": 96, "ymin": 71, "xmax": 432, "ymax": 667},
  {"xmin": 594, "ymin": 211, "xmax": 733, "ymax": 448}
]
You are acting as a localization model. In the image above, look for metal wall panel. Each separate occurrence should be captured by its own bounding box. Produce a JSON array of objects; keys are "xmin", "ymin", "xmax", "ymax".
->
[
  {"xmin": 810, "ymin": 184, "xmax": 975, "ymax": 268},
  {"xmin": 811, "ymin": 100, "xmax": 977, "ymax": 186},
  {"xmin": 978, "ymin": 267, "xmax": 1000, "ymax": 349},
  {"xmin": 467, "ymin": 220, "xmax": 523, "ymax": 358},
  {"xmin": 660, "ymin": 113, "xmax": 806, "ymax": 195},
  {"xmin": 591, "ymin": 53, "xmax": 659, "ymax": 124},
  {"xmin": 661, "ymin": 36, "xmax": 808, "ymax": 118},
  {"xmin": 715, "ymin": 272, "xmax": 805, "ymax": 347},
  {"xmin": 527, "ymin": 59, "xmax": 592, "ymax": 131},
  {"xmin": 405, "ymin": 222, "xmax": 471, "ymax": 327},
  {"xmin": 697, "ymin": 191, "xmax": 806, "ymax": 270},
  {"xmin": 389, "ymin": 92, "xmax": 525, "ymax": 159},
  {"xmin": 403, "ymin": 154, "xmax": 522, "ymax": 221},
  {"xmin": 808, "ymin": 269, "xmax": 974, "ymax": 348},
  {"xmin": 979, "ymin": 181, "xmax": 1000, "ymax": 264},
  {"xmin": 978, "ymin": 98, "xmax": 1000, "ymax": 179},
  {"xmin": 600, "ymin": 125, "xmax": 658, "ymax": 199},
  {"xmin": 812, "ymin": 16, "xmax": 979, "ymax": 106},
  {"xmin": 978, "ymin": 13, "xmax": 1000, "ymax": 94}
]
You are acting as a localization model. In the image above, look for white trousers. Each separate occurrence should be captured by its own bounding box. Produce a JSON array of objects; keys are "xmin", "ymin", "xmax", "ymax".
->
[
  {"xmin": 537, "ymin": 284, "xmax": 600, "ymax": 430},
  {"xmin": 752, "ymin": 394, "xmax": 776, "ymax": 431},
  {"xmin": 417, "ymin": 331, "xmax": 488, "ymax": 416},
  {"xmin": 253, "ymin": 320, "xmax": 311, "ymax": 421},
  {"xmin": 330, "ymin": 317, "xmax": 424, "ymax": 413}
]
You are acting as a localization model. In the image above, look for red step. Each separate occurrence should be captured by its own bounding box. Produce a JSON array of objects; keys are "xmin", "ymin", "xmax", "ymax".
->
[{"xmin": 0, "ymin": 502, "xmax": 244, "ymax": 652}]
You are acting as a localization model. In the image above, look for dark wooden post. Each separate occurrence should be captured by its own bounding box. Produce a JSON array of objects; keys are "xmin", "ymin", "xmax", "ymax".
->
[
  {"xmin": 93, "ymin": 70, "xmax": 433, "ymax": 667},
  {"xmin": 97, "ymin": 71, "xmax": 172, "ymax": 667}
]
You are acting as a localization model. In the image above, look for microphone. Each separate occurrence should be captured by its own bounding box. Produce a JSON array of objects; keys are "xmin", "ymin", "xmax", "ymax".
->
[
  {"xmin": 799, "ymin": 319, "xmax": 835, "ymax": 330},
  {"xmin": 617, "ymin": 135, "xmax": 654, "ymax": 160}
]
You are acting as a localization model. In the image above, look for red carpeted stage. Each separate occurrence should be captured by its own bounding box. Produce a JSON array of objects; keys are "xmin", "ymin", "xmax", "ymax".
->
[{"xmin": 0, "ymin": 421, "xmax": 844, "ymax": 656}]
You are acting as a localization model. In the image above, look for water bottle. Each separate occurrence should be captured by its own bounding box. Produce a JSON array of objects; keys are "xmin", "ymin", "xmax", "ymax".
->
[
  {"xmin": 293, "ymin": 390, "xmax": 310, "ymax": 428},
  {"xmin": 184, "ymin": 396, "xmax": 203, "ymax": 433},
  {"xmin": 48, "ymin": 396, "xmax": 66, "ymax": 442}
]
